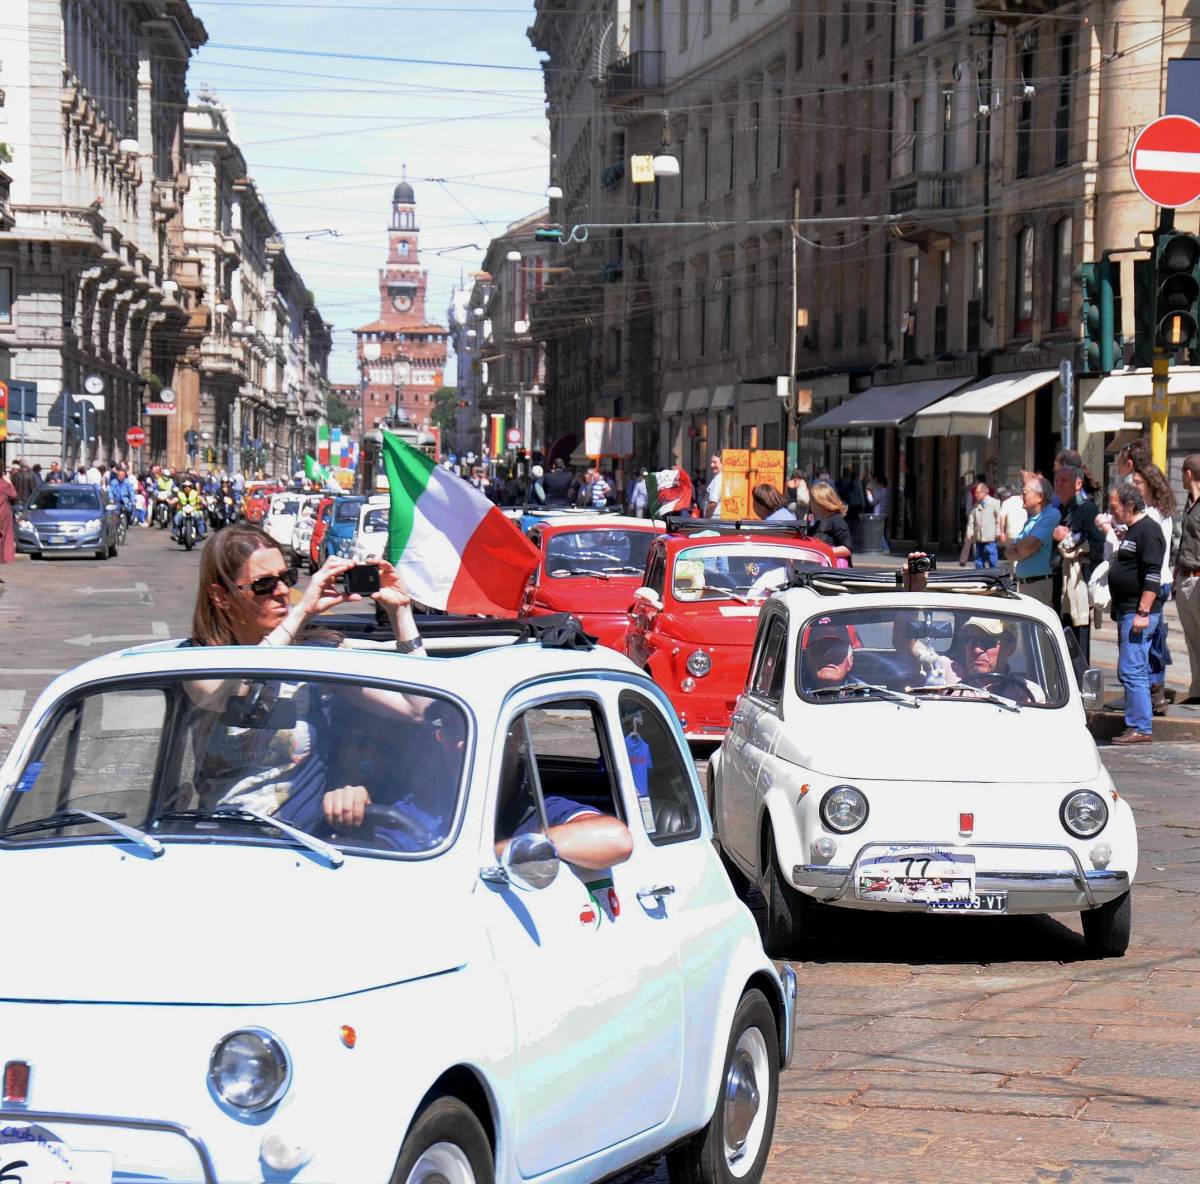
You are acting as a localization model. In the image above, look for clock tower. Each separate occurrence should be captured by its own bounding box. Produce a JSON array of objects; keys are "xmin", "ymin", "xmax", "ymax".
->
[{"xmin": 354, "ymin": 179, "xmax": 449, "ymax": 449}]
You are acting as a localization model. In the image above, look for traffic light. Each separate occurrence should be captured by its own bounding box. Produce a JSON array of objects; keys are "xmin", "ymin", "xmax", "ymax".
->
[
  {"xmin": 1133, "ymin": 257, "xmax": 1155, "ymax": 368},
  {"xmin": 1154, "ymin": 230, "xmax": 1200, "ymax": 351},
  {"xmin": 1077, "ymin": 260, "xmax": 1122, "ymax": 374}
]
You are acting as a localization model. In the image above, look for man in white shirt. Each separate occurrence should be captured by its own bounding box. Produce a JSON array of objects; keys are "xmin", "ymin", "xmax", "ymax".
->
[
  {"xmin": 84, "ymin": 461, "xmax": 102, "ymax": 486},
  {"xmin": 704, "ymin": 454, "xmax": 723, "ymax": 518}
]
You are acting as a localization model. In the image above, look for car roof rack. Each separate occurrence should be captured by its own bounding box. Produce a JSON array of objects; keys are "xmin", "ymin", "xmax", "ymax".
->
[
  {"xmin": 661, "ymin": 515, "xmax": 809, "ymax": 537},
  {"xmin": 329, "ymin": 610, "xmax": 597, "ymax": 654},
  {"xmin": 787, "ymin": 565, "xmax": 1019, "ymax": 597}
]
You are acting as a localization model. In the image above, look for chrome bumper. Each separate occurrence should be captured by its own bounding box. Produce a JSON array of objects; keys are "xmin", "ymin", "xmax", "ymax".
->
[
  {"xmin": 0, "ymin": 1108, "xmax": 217, "ymax": 1183},
  {"xmin": 793, "ymin": 840, "xmax": 1130, "ymax": 909},
  {"xmin": 779, "ymin": 963, "xmax": 797, "ymax": 1069}
]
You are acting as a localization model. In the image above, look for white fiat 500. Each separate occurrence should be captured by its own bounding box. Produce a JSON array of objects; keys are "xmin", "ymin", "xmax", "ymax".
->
[
  {"xmin": 0, "ymin": 622, "xmax": 794, "ymax": 1184},
  {"xmin": 709, "ymin": 570, "xmax": 1136, "ymax": 960}
]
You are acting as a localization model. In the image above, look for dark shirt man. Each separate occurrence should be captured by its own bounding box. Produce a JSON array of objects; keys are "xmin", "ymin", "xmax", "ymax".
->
[
  {"xmin": 1108, "ymin": 505, "xmax": 1165, "ymax": 619},
  {"xmin": 1057, "ymin": 490, "xmax": 1106, "ymax": 571},
  {"xmin": 543, "ymin": 461, "xmax": 574, "ymax": 507},
  {"xmin": 10, "ymin": 464, "xmax": 36, "ymax": 503}
]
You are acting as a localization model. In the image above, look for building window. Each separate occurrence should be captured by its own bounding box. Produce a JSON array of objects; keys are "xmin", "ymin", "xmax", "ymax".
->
[
  {"xmin": 399, "ymin": 241, "xmax": 410, "ymax": 257},
  {"xmin": 818, "ymin": 13, "xmax": 826, "ymax": 57},
  {"xmin": 751, "ymin": 100, "xmax": 761, "ymax": 180},
  {"xmin": 1013, "ymin": 226, "xmax": 1034, "ymax": 336},
  {"xmin": 944, "ymin": 0, "xmax": 956, "ymax": 28},
  {"xmin": 968, "ymin": 239, "xmax": 983, "ymax": 351},
  {"xmin": 975, "ymin": 83, "xmax": 987, "ymax": 167},
  {"xmin": 769, "ymin": 256, "xmax": 781, "ymax": 344},
  {"xmin": 703, "ymin": 0, "xmax": 712, "ymax": 36},
  {"xmin": 720, "ymin": 272, "xmax": 733, "ymax": 353},
  {"xmin": 727, "ymin": 113, "xmax": 737, "ymax": 191},
  {"xmin": 833, "ymin": 311, "xmax": 844, "ymax": 348},
  {"xmin": 836, "ymin": 162, "xmax": 846, "ymax": 205},
  {"xmin": 913, "ymin": 0, "xmax": 924, "ymax": 43},
  {"xmin": 795, "ymin": 24, "xmax": 804, "ymax": 68},
  {"xmin": 730, "ymin": 0, "xmax": 739, "ymax": 18},
  {"xmin": 866, "ymin": 2, "xmax": 876, "ymax": 31},
  {"xmin": 1051, "ymin": 216, "xmax": 1073, "ymax": 330},
  {"xmin": 1016, "ymin": 39, "xmax": 1034, "ymax": 178},
  {"xmin": 701, "ymin": 125, "xmax": 711, "ymax": 201},
  {"xmin": 862, "ymin": 146, "xmax": 872, "ymax": 199},
  {"xmin": 935, "ymin": 247, "xmax": 950, "ymax": 354},
  {"xmin": 857, "ymin": 304, "xmax": 868, "ymax": 344},
  {"xmin": 774, "ymin": 86, "xmax": 784, "ymax": 170},
  {"xmin": 696, "ymin": 280, "xmax": 708, "ymax": 356},
  {"xmin": 910, "ymin": 95, "xmax": 923, "ymax": 174},
  {"xmin": 814, "ymin": 172, "xmax": 823, "ymax": 215},
  {"xmin": 747, "ymin": 262, "xmax": 758, "ymax": 346},
  {"xmin": 904, "ymin": 255, "xmax": 919, "ymax": 359},
  {"xmin": 679, "ymin": 0, "xmax": 689, "ymax": 49},
  {"xmin": 1055, "ymin": 32, "xmax": 1074, "ymax": 167},
  {"xmin": 841, "ymin": 5, "xmax": 850, "ymax": 43},
  {"xmin": 0, "ymin": 266, "xmax": 11, "ymax": 322}
]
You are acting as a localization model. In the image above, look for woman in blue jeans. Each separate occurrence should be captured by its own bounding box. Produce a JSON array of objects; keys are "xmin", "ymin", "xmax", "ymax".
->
[{"xmin": 1103, "ymin": 484, "xmax": 1166, "ymax": 744}]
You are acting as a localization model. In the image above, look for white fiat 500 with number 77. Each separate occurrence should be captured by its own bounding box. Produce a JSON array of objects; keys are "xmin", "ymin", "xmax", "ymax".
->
[
  {"xmin": 709, "ymin": 568, "xmax": 1137, "ymax": 959},
  {"xmin": 0, "ymin": 618, "xmax": 794, "ymax": 1184}
]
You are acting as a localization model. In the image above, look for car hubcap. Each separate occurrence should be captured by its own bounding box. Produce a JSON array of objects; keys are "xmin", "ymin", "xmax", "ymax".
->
[
  {"xmin": 723, "ymin": 1026, "xmax": 769, "ymax": 1176},
  {"xmin": 404, "ymin": 1141, "xmax": 475, "ymax": 1184}
]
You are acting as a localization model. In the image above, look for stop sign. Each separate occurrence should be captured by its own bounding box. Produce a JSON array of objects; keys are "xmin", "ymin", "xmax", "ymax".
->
[
  {"xmin": 1130, "ymin": 115, "xmax": 1200, "ymax": 208},
  {"xmin": 126, "ymin": 426, "xmax": 146, "ymax": 447}
]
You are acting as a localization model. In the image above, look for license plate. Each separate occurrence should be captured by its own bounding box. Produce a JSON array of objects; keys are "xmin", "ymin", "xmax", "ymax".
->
[
  {"xmin": 928, "ymin": 891, "xmax": 1008, "ymax": 914},
  {"xmin": 855, "ymin": 847, "xmax": 975, "ymax": 905},
  {"xmin": 0, "ymin": 1135, "xmax": 113, "ymax": 1184},
  {"xmin": 48, "ymin": 535, "xmax": 66, "ymax": 545}
]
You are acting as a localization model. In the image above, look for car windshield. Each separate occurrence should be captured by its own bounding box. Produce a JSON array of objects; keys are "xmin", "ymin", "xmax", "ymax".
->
[
  {"xmin": 29, "ymin": 488, "xmax": 101, "ymax": 512},
  {"xmin": 544, "ymin": 529, "xmax": 654, "ymax": 576},
  {"xmin": 672, "ymin": 543, "xmax": 826, "ymax": 601},
  {"xmin": 796, "ymin": 605, "xmax": 1068, "ymax": 708},
  {"xmin": 362, "ymin": 508, "xmax": 389, "ymax": 532},
  {"xmin": 1, "ymin": 676, "xmax": 471, "ymax": 858},
  {"xmin": 334, "ymin": 500, "xmax": 362, "ymax": 522},
  {"xmin": 273, "ymin": 499, "xmax": 301, "ymax": 517}
]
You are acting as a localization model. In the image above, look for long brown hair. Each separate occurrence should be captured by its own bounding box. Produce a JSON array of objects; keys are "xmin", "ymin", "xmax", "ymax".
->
[
  {"xmin": 1133, "ymin": 461, "xmax": 1176, "ymax": 516},
  {"xmin": 752, "ymin": 483, "xmax": 787, "ymax": 517},
  {"xmin": 809, "ymin": 481, "xmax": 848, "ymax": 517},
  {"xmin": 192, "ymin": 524, "xmax": 286, "ymax": 646}
]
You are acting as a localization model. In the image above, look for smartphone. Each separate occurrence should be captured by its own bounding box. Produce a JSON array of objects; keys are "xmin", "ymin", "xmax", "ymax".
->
[{"xmin": 341, "ymin": 565, "xmax": 381, "ymax": 597}]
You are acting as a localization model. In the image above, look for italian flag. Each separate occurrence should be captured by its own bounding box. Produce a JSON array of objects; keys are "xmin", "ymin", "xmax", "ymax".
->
[{"xmin": 382, "ymin": 432, "xmax": 540, "ymax": 616}]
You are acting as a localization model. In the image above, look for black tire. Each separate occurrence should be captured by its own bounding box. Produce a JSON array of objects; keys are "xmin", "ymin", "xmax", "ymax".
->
[
  {"xmin": 29, "ymin": 551, "xmax": 42, "ymax": 561},
  {"xmin": 761, "ymin": 833, "xmax": 808, "ymax": 959},
  {"xmin": 183, "ymin": 523, "xmax": 195, "ymax": 551},
  {"xmin": 108, "ymin": 542, "xmax": 118, "ymax": 559},
  {"xmin": 95, "ymin": 546, "xmax": 109, "ymax": 561},
  {"xmin": 389, "ymin": 1097, "xmax": 494, "ymax": 1184},
  {"xmin": 1082, "ymin": 890, "xmax": 1131, "ymax": 958},
  {"xmin": 666, "ymin": 989, "xmax": 779, "ymax": 1184}
]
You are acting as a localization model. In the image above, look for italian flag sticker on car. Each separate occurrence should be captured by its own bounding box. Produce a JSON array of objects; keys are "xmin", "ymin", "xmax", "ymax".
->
[{"xmin": 581, "ymin": 877, "xmax": 620, "ymax": 927}]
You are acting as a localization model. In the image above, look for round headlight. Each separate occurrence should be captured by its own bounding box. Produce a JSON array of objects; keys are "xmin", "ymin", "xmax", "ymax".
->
[
  {"xmin": 1060, "ymin": 790, "xmax": 1108, "ymax": 838},
  {"xmin": 208, "ymin": 1028, "xmax": 291, "ymax": 1112},
  {"xmin": 686, "ymin": 649, "xmax": 712, "ymax": 677},
  {"xmin": 820, "ymin": 785, "xmax": 869, "ymax": 833}
]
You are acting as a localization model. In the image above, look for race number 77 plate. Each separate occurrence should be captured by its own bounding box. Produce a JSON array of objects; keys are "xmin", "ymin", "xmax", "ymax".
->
[{"xmin": 855, "ymin": 846, "xmax": 975, "ymax": 904}]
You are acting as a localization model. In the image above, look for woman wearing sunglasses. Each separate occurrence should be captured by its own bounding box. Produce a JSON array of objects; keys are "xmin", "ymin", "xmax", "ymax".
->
[{"xmin": 192, "ymin": 522, "xmax": 421, "ymax": 652}]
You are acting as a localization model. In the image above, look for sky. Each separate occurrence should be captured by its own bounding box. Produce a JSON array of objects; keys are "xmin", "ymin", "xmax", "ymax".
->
[{"xmin": 188, "ymin": 0, "xmax": 551, "ymax": 384}]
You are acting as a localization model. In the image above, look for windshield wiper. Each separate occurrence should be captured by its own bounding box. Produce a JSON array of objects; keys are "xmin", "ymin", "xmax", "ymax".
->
[
  {"xmin": 905, "ymin": 684, "xmax": 1020, "ymax": 712},
  {"xmin": 0, "ymin": 809, "xmax": 163, "ymax": 856},
  {"xmin": 159, "ymin": 805, "xmax": 343, "ymax": 867},
  {"xmin": 601, "ymin": 565, "xmax": 643, "ymax": 574},
  {"xmin": 810, "ymin": 682, "xmax": 920, "ymax": 708}
]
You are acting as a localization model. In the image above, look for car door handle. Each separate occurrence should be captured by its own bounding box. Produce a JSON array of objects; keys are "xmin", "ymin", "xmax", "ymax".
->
[{"xmin": 637, "ymin": 884, "xmax": 676, "ymax": 902}]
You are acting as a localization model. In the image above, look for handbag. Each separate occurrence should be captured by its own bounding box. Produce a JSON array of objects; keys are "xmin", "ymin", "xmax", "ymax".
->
[{"xmin": 1088, "ymin": 559, "xmax": 1111, "ymax": 610}]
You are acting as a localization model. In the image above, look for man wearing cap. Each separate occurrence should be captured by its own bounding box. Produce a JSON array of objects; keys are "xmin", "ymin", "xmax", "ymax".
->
[
  {"xmin": 1004, "ymin": 476, "xmax": 1060, "ymax": 605},
  {"xmin": 948, "ymin": 616, "xmax": 1044, "ymax": 703},
  {"xmin": 801, "ymin": 619, "xmax": 863, "ymax": 691},
  {"xmin": 172, "ymin": 477, "xmax": 205, "ymax": 539}
]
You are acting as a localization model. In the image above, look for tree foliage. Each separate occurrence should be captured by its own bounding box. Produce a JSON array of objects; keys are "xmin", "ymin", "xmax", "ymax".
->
[
  {"xmin": 326, "ymin": 389, "xmax": 357, "ymax": 432},
  {"xmin": 430, "ymin": 385, "xmax": 457, "ymax": 434}
]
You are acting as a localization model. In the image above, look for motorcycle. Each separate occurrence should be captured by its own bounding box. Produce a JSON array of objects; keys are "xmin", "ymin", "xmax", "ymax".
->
[
  {"xmin": 209, "ymin": 495, "xmax": 240, "ymax": 531},
  {"xmin": 153, "ymin": 496, "xmax": 172, "ymax": 529},
  {"xmin": 175, "ymin": 503, "xmax": 200, "ymax": 551}
]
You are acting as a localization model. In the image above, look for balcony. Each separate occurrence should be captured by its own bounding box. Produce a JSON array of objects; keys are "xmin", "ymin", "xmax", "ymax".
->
[
  {"xmin": 888, "ymin": 172, "xmax": 966, "ymax": 216},
  {"xmin": 605, "ymin": 51, "xmax": 664, "ymax": 102}
]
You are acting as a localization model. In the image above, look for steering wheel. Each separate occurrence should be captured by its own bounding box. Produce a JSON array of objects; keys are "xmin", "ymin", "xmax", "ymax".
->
[
  {"xmin": 360, "ymin": 802, "xmax": 432, "ymax": 843},
  {"xmin": 967, "ymin": 672, "xmax": 1035, "ymax": 704}
]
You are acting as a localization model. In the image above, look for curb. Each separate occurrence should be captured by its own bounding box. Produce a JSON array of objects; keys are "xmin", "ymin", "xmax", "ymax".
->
[{"xmin": 1089, "ymin": 708, "xmax": 1200, "ymax": 743}]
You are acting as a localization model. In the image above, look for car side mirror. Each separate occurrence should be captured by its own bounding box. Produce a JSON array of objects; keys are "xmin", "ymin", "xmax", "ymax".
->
[
  {"xmin": 492, "ymin": 831, "xmax": 560, "ymax": 891},
  {"xmin": 1080, "ymin": 667, "xmax": 1104, "ymax": 712},
  {"xmin": 633, "ymin": 586, "xmax": 662, "ymax": 611}
]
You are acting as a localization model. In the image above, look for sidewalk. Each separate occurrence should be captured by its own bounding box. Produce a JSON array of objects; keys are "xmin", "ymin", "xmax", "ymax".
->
[{"xmin": 851, "ymin": 548, "xmax": 1200, "ymax": 741}]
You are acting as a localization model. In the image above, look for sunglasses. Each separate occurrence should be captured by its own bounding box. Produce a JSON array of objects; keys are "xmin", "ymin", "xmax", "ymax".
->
[
  {"xmin": 963, "ymin": 633, "xmax": 1002, "ymax": 651},
  {"xmin": 236, "ymin": 567, "xmax": 299, "ymax": 597}
]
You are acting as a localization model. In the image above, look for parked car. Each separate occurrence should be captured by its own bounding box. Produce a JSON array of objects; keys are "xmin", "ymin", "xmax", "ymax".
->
[
  {"xmin": 301, "ymin": 495, "xmax": 334, "ymax": 571},
  {"xmin": 241, "ymin": 482, "xmax": 279, "ymax": 524},
  {"xmin": 709, "ymin": 567, "xmax": 1136, "ymax": 959},
  {"xmin": 262, "ymin": 492, "xmax": 320, "ymax": 550},
  {"xmin": 318, "ymin": 494, "xmax": 369, "ymax": 564},
  {"xmin": 621, "ymin": 518, "xmax": 836, "ymax": 743},
  {"xmin": 516, "ymin": 505, "xmax": 624, "ymax": 535},
  {"xmin": 290, "ymin": 498, "xmax": 324, "ymax": 564},
  {"xmin": 0, "ymin": 621, "xmax": 794, "ymax": 1184},
  {"xmin": 522, "ymin": 516, "xmax": 664, "ymax": 649},
  {"xmin": 349, "ymin": 502, "xmax": 390, "ymax": 564},
  {"xmin": 15, "ymin": 482, "xmax": 121, "ymax": 560}
]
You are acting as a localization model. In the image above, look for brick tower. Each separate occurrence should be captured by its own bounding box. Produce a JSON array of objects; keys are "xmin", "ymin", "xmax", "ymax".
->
[{"xmin": 354, "ymin": 179, "xmax": 449, "ymax": 437}]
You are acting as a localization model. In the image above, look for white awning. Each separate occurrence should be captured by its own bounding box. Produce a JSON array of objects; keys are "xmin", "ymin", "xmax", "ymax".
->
[
  {"xmin": 662, "ymin": 390, "xmax": 683, "ymax": 415},
  {"xmin": 912, "ymin": 370, "xmax": 1057, "ymax": 438},
  {"xmin": 804, "ymin": 377, "xmax": 972, "ymax": 431},
  {"xmin": 685, "ymin": 387, "xmax": 709, "ymax": 411},
  {"xmin": 711, "ymin": 384, "xmax": 735, "ymax": 409},
  {"xmin": 1084, "ymin": 366, "xmax": 1200, "ymax": 426},
  {"xmin": 4, "ymin": 420, "xmax": 55, "ymax": 446}
]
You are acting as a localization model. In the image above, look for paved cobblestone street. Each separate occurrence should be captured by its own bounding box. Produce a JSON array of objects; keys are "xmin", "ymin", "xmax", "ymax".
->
[{"xmin": 2, "ymin": 534, "xmax": 1197, "ymax": 1183}]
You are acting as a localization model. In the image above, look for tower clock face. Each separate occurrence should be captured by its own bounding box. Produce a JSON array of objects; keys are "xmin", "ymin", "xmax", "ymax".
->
[{"xmin": 391, "ymin": 294, "xmax": 413, "ymax": 313}]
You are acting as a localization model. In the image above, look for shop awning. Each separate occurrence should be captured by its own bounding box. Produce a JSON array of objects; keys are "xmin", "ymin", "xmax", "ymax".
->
[
  {"xmin": 685, "ymin": 387, "xmax": 709, "ymax": 411},
  {"xmin": 912, "ymin": 370, "xmax": 1057, "ymax": 438},
  {"xmin": 711, "ymin": 384, "xmax": 735, "ymax": 409},
  {"xmin": 1085, "ymin": 366, "xmax": 1200, "ymax": 426},
  {"xmin": 661, "ymin": 390, "xmax": 683, "ymax": 414},
  {"xmin": 804, "ymin": 377, "xmax": 971, "ymax": 431}
]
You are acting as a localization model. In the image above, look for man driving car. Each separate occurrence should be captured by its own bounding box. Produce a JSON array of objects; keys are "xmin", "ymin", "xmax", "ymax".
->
[
  {"xmin": 946, "ymin": 616, "xmax": 1045, "ymax": 703},
  {"xmin": 801, "ymin": 619, "xmax": 862, "ymax": 690}
]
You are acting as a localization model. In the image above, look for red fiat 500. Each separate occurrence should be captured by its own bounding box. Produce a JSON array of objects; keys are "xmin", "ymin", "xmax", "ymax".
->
[
  {"xmin": 621, "ymin": 519, "xmax": 836, "ymax": 742},
  {"xmin": 522, "ymin": 516, "xmax": 663, "ymax": 649}
]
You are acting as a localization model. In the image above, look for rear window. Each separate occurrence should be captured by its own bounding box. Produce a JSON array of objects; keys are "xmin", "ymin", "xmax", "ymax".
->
[
  {"xmin": 544, "ymin": 529, "xmax": 654, "ymax": 577},
  {"xmin": 334, "ymin": 501, "xmax": 362, "ymax": 522},
  {"xmin": 30, "ymin": 488, "xmax": 101, "ymax": 511}
]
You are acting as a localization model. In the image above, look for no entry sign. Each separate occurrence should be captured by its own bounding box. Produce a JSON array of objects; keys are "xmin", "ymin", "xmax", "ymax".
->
[
  {"xmin": 1130, "ymin": 115, "xmax": 1200, "ymax": 208},
  {"xmin": 126, "ymin": 426, "xmax": 146, "ymax": 447}
]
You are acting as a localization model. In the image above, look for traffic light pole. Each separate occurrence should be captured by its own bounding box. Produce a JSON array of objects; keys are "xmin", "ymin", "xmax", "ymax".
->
[{"xmin": 1151, "ymin": 209, "xmax": 1174, "ymax": 472}]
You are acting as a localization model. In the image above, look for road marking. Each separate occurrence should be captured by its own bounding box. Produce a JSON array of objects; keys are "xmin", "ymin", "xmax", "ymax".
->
[
  {"xmin": 0, "ymin": 690, "xmax": 26, "ymax": 726},
  {"xmin": 74, "ymin": 582, "xmax": 151, "ymax": 597},
  {"xmin": 1134, "ymin": 148, "xmax": 1200, "ymax": 173},
  {"xmin": 65, "ymin": 621, "xmax": 171, "ymax": 647}
]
